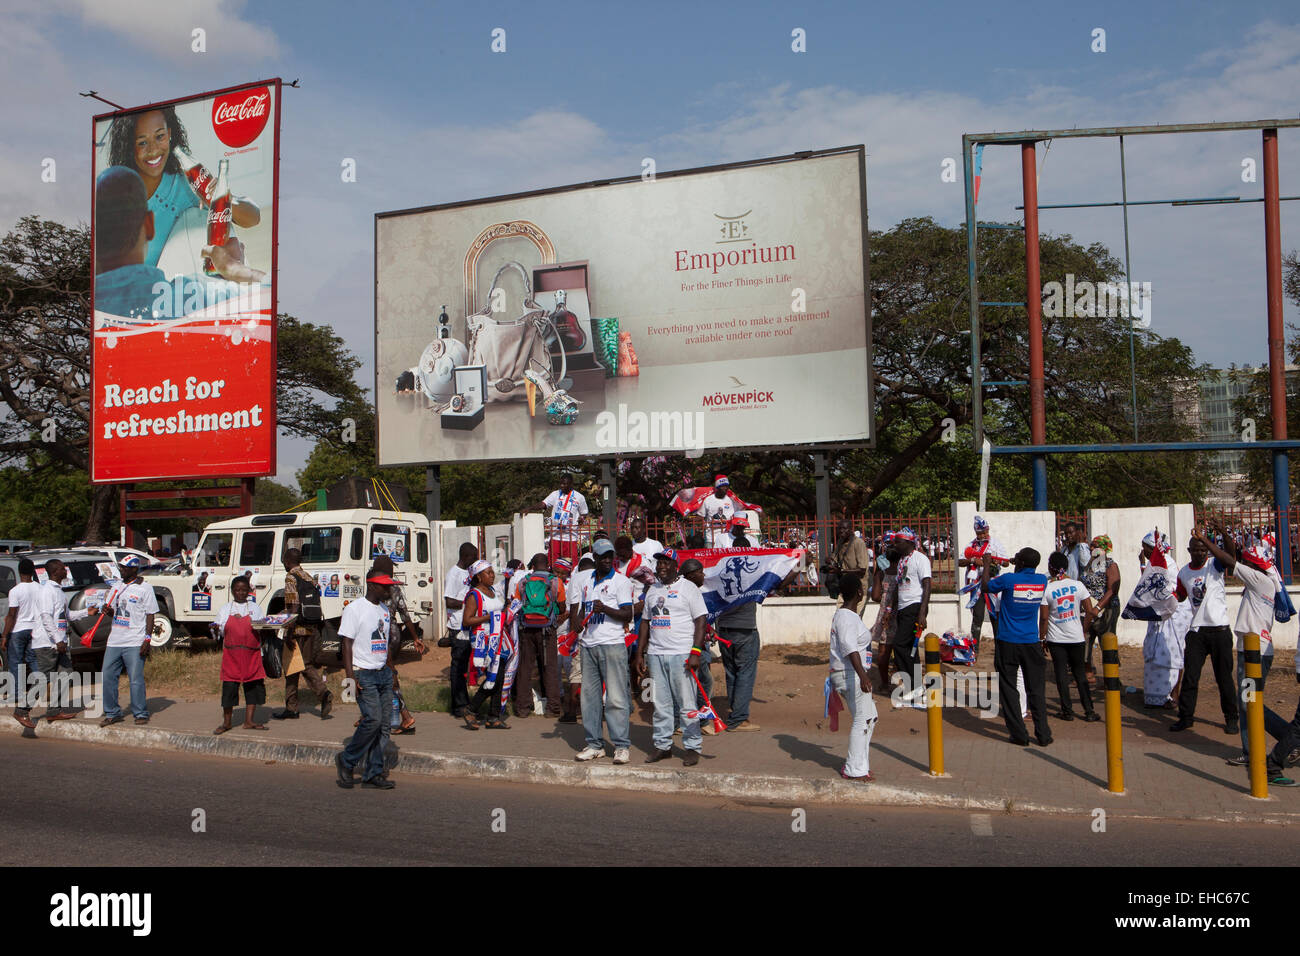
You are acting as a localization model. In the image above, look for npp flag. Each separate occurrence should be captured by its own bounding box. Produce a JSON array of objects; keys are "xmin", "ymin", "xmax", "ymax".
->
[
  {"xmin": 1122, "ymin": 535, "xmax": 1179, "ymax": 622},
  {"xmin": 675, "ymin": 547, "xmax": 802, "ymax": 623},
  {"xmin": 670, "ymin": 487, "xmax": 761, "ymax": 518}
]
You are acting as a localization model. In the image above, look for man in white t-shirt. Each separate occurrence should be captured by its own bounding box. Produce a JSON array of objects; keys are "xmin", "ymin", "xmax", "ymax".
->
[
  {"xmin": 1039, "ymin": 552, "xmax": 1099, "ymax": 721},
  {"xmin": 571, "ymin": 539, "xmax": 635, "ymax": 764},
  {"xmin": 444, "ymin": 541, "xmax": 478, "ymax": 718},
  {"xmin": 629, "ymin": 517, "xmax": 663, "ymax": 563},
  {"xmin": 96, "ymin": 555, "xmax": 158, "ymax": 726},
  {"xmin": 1170, "ymin": 534, "xmax": 1238, "ymax": 735},
  {"xmin": 560, "ymin": 556, "xmax": 594, "ymax": 723},
  {"xmin": 3, "ymin": 559, "xmax": 44, "ymax": 728},
  {"xmin": 1193, "ymin": 522, "xmax": 1298, "ymax": 784},
  {"xmin": 696, "ymin": 475, "xmax": 737, "ymax": 548},
  {"xmin": 888, "ymin": 529, "xmax": 932, "ymax": 699},
  {"xmin": 634, "ymin": 549, "xmax": 708, "ymax": 765},
  {"xmin": 336, "ymin": 569, "xmax": 397, "ymax": 790},
  {"xmin": 539, "ymin": 472, "xmax": 589, "ymax": 567},
  {"xmin": 34, "ymin": 559, "xmax": 90, "ymax": 721}
]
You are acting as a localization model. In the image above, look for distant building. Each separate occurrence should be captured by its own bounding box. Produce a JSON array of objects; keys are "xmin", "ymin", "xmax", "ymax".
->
[{"xmin": 1198, "ymin": 365, "xmax": 1300, "ymax": 506}]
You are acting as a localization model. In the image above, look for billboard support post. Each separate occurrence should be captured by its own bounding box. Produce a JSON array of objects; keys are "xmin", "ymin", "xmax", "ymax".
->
[
  {"xmin": 601, "ymin": 460, "xmax": 617, "ymax": 533},
  {"xmin": 814, "ymin": 452, "xmax": 831, "ymax": 539},
  {"xmin": 1021, "ymin": 142, "xmax": 1048, "ymax": 512},
  {"xmin": 425, "ymin": 465, "xmax": 441, "ymax": 521},
  {"xmin": 1263, "ymin": 127, "xmax": 1292, "ymax": 580}
]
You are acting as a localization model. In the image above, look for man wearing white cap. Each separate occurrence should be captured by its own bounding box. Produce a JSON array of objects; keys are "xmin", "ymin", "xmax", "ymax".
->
[
  {"xmin": 698, "ymin": 475, "xmax": 737, "ymax": 548},
  {"xmin": 571, "ymin": 539, "xmax": 636, "ymax": 763},
  {"xmin": 96, "ymin": 554, "xmax": 158, "ymax": 727}
]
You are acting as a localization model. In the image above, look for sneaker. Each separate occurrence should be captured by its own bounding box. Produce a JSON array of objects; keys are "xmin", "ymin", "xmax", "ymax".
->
[
  {"xmin": 574, "ymin": 746, "xmax": 604, "ymax": 762},
  {"xmin": 1225, "ymin": 719, "xmax": 1240, "ymax": 735},
  {"xmin": 1225, "ymin": 753, "xmax": 1248, "ymax": 767},
  {"xmin": 682, "ymin": 750, "xmax": 700, "ymax": 767},
  {"xmin": 727, "ymin": 721, "xmax": 761, "ymax": 732},
  {"xmin": 701, "ymin": 723, "xmax": 719, "ymax": 735},
  {"xmin": 612, "ymin": 748, "xmax": 630, "ymax": 765},
  {"xmin": 1287, "ymin": 748, "xmax": 1300, "ymax": 768}
]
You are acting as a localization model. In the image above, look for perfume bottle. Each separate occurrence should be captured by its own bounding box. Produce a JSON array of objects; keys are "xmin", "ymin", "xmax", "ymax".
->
[{"xmin": 551, "ymin": 289, "xmax": 585, "ymax": 352}]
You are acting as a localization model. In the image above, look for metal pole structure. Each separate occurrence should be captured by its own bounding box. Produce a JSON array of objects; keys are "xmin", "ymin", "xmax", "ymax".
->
[
  {"xmin": 814, "ymin": 452, "xmax": 831, "ymax": 546},
  {"xmin": 1119, "ymin": 136, "xmax": 1139, "ymax": 440},
  {"xmin": 425, "ymin": 465, "xmax": 441, "ymax": 521},
  {"xmin": 601, "ymin": 459, "xmax": 617, "ymax": 532},
  {"xmin": 963, "ymin": 138, "xmax": 983, "ymax": 452},
  {"xmin": 1263, "ymin": 128, "xmax": 1292, "ymax": 582},
  {"xmin": 1021, "ymin": 142, "xmax": 1048, "ymax": 509}
]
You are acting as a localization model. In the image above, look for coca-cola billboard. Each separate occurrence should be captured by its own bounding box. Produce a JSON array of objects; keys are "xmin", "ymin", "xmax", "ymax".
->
[{"xmin": 90, "ymin": 79, "xmax": 281, "ymax": 483}]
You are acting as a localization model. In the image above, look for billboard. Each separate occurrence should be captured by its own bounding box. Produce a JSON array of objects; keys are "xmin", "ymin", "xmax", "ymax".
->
[
  {"xmin": 91, "ymin": 79, "xmax": 280, "ymax": 483},
  {"xmin": 375, "ymin": 147, "xmax": 870, "ymax": 466}
]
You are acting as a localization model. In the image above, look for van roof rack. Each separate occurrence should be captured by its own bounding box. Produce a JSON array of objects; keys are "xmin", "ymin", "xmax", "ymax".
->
[{"xmin": 250, "ymin": 514, "xmax": 299, "ymax": 526}]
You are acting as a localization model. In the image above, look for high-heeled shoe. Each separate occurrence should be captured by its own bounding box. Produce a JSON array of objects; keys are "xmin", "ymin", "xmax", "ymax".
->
[{"xmin": 524, "ymin": 361, "xmax": 581, "ymax": 425}]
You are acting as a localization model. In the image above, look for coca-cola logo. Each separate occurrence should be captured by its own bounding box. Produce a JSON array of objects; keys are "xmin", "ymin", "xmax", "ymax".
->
[
  {"xmin": 211, "ymin": 87, "xmax": 270, "ymax": 148},
  {"xmin": 208, "ymin": 207, "xmax": 232, "ymax": 224}
]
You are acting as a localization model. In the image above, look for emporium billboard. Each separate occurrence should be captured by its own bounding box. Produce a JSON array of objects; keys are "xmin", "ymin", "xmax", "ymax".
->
[{"xmin": 375, "ymin": 146, "xmax": 870, "ymax": 465}]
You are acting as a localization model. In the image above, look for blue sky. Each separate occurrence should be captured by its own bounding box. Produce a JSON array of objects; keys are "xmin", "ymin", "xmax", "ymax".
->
[{"xmin": 4, "ymin": 0, "xmax": 1300, "ymax": 481}]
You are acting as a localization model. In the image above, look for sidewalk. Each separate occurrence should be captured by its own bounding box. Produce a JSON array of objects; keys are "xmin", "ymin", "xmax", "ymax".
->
[{"xmin": 4, "ymin": 689, "xmax": 1296, "ymax": 823}]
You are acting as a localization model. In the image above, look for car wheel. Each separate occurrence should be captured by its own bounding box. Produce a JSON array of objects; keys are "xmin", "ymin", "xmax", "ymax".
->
[{"xmin": 150, "ymin": 615, "xmax": 176, "ymax": 649}]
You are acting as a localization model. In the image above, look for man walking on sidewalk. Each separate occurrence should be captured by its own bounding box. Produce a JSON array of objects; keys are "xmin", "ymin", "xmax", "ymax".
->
[
  {"xmin": 336, "ymin": 569, "xmax": 398, "ymax": 790},
  {"xmin": 35, "ymin": 559, "xmax": 89, "ymax": 721},
  {"xmin": 3, "ymin": 559, "xmax": 43, "ymax": 728},
  {"xmin": 889, "ymin": 529, "xmax": 931, "ymax": 705},
  {"xmin": 571, "ymin": 539, "xmax": 635, "ymax": 763},
  {"xmin": 445, "ymin": 542, "xmax": 479, "ymax": 718},
  {"xmin": 1170, "ymin": 532, "xmax": 1239, "ymax": 735},
  {"xmin": 275, "ymin": 549, "xmax": 333, "ymax": 721},
  {"xmin": 984, "ymin": 548, "xmax": 1052, "ymax": 747}
]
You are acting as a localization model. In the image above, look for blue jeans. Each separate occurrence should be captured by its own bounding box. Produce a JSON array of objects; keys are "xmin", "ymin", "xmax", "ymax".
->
[
  {"xmin": 650, "ymin": 653, "xmax": 701, "ymax": 753},
  {"xmin": 1269, "ymin": 698, "xmax": 1300, "ymax": 771},
  {"xmin": 580, "ymin": 644, "xmax": 630, "ymax": 750},
  {"xmin": 341, "ymin": 667, "xmax": 393, "ymax": 782},
  {"xmin": 719, "ymin": 627, "xmax": 760, "ymax": 724},
  {"xmin": 6, "ymin": 629, "xmax": 37, "ymax": 714},
  {"xmin": 101, "ymin": 645, "xmax": 148, "ymax": 720}
]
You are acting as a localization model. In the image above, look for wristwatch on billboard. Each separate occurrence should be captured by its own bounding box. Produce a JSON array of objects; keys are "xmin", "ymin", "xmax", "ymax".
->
[{"xmin": 449, "ymin": 393, "xmax": 467, "ymax": 413}]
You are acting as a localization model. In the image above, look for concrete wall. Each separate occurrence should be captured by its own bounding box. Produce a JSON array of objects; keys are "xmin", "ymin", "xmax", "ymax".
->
[
  {"xmin": 1087, "ymin": 505, "xmax": 1195, "ymax": 575},
  {"xmin": 512, "ymin": 513, "xmax": 546, "ymax": 566}
]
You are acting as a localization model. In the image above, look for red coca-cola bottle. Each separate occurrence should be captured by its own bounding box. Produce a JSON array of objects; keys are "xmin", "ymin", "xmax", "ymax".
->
[
  {"xmin": 172, "ymin": 147, "xmax": 214, "ymax": 205},
  {"xmin": 203, "ymin": 159, "xmax": 232, "ymax": 277}
]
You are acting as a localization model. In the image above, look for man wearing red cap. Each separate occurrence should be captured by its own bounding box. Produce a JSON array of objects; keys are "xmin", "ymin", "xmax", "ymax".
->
[
  {"xmin": 698, "ymin": 476, "xmax": 737, "ymax": 548},
  {"xmin": 336, "ymin": 568, "xmax": 399, "ymax": 790}
]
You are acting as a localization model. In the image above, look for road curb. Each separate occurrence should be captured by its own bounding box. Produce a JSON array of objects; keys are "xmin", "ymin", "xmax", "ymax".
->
[{"xmin": 5, "ymin": 719, "xmax": 1297, "ymax": 824}]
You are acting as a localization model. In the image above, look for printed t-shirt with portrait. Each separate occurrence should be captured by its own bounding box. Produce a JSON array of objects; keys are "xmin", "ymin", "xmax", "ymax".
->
[
  {"xmin": 107, "ymin": 580, "xmax": 160, "ymax": 648},
  {"xmin": 1042, "ymin": 577, "xmax": 1089, "ymax": 644},
  {"xmin": 34, "ymin": 579, "xmax": 73, "ymax": 650},
  {"xmin": 544, "ymin": 489, "xmax": 588, "ymax": 541},
  {"xmin": 986, "ymin": 571, "xmax": 1047, "ymax": 643},
  {"xmin": 444, "ymin": 565, "xmax": 470, "ymax": 632},
  {"xmin": 1231, "ymin": 561, "xmax": 1278, "ymax": 656},
  {"xmin": 1175, "ymin": 559, "xmax": 1229, "ymax": 630},
  {"xmin": 698, "ymin": 495, "xmax": 736, "ymax": 546},
  {"xmin": 339, "ymin": 597, "xmax": 392, "ymax": 670},
  {"xmin": 632, "ymin": 538, "xmax": 664, "ymax": 563},
  {"xmin": 895, "ymin": 550, "xmax": 933, "ymax": 609},
  {"xmin": 579, "ymin": 570, "xmax": 635, "ymax": 647},
  {"xmin": 829, "ymin": 607, "xmax": 872, "ymax": 671},
  {"xmin": 643, "ymin": 576, "xmax": 707, "ymax": 655}
]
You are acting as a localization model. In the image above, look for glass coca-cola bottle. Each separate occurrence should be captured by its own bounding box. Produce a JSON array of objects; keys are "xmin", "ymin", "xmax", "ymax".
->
[
  {"xmin": 203, "ymin": 159, "xmax": 231, "ymax": 277},
  {"xmin": 173, "ymin": 147, "xmax": 215, "ymax": 205}
]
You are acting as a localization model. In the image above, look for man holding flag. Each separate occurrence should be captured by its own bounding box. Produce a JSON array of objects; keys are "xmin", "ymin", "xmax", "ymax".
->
[
  {"xmin": 634, "ymin": 549, "xmax": 709, "ymax": 765},
  {"xmin": 95, "ymin": 555, "xmax": 158, "ymax": 727}
]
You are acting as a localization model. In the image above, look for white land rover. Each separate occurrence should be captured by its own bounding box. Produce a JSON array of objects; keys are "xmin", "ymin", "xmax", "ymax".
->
[{"xmin": 144, "ymin": 508, "xmax": 439, "ymax": 651}]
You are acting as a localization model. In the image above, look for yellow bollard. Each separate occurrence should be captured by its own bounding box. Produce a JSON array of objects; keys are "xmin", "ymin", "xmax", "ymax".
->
[
  {"xmin": 1245, "ymin": 632, "xmax": 1268, "ymax": 799},
  {"xmin": 1101, "ymin": 632, "xmax": 1124, "ymax": 794},
  {"xmin": 924, "ymin": 632, "xmax": 944, "ymax": 776}
]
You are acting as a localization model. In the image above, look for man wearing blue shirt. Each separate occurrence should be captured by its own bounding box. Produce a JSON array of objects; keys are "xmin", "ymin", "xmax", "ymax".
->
[{"xmin": 984, "ymin": 548, "xmax": 1052, "ymax": 747}]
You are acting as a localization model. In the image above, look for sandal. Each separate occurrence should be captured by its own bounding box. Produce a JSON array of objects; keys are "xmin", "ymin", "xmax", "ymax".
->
[
  {"xmin": 394, "ymin": 723, "xmax": 417, "ymax": 735},
  {"xmin": 462, "ymin": 714, "xmax": 481, "ymax": 731},
  {"xmin": 241, "ymin": 723, "xmax": 268, "ymax": 731},
  {"xmin": 485, "ymin": 718, "xmax": 510, "ymax": 730},
  {"xmin": 213, "ymin": 725, "xmax": 231, "ymax": 735}
]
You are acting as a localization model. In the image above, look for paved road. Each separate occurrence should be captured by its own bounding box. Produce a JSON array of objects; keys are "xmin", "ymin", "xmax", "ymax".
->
[{"xmin": 0, "ymin": 736, "xmax": 1291, "ymax": 868}]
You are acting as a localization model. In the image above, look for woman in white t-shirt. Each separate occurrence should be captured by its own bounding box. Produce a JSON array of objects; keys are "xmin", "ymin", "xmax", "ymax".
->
[
  {"xmin": 829, "ymin": 574, "xmax": 878, "ymax": 781},
  {"xmin": 461, "ymin": 561, "xmax": 508, "ymax": 730},
  {"xmin": 1039, "ymin": 552, "xmax": 1099, "ymax": 722}
]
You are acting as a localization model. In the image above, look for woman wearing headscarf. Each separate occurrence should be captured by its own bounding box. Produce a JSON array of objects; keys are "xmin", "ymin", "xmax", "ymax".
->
[
  {"xmin": 1079, "ymin": 534, "xmax": 1121, "ymax": 686},
  {"xmin": 1127, "ymin": 530, "xmax": 1186, "ymax": 710},
  {"xmin": 460, "ymin": 560, "xmax": 510, "ymax": 729}
]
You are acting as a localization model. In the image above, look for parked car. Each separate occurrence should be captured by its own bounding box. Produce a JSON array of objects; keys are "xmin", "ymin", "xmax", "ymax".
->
[{"xmin": 0, "ymin": 550, "xmax": 121, "ymax": 665}]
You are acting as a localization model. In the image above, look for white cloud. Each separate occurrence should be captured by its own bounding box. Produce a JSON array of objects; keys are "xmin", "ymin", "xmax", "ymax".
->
[{"xmin": 60, "ymin": 0, "xmax": 279, "ymax": 63}]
